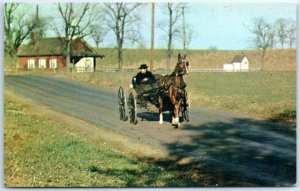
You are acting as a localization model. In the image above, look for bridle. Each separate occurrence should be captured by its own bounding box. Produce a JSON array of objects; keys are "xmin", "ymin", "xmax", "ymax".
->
[{"xmin": 176, "ymin": 57, "xmax": 189, "ymax": 76}]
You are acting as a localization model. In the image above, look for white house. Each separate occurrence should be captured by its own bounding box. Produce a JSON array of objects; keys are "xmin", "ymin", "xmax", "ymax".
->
[
  {"xmin": 224, "ymin": 54, "xmax": 250, "ymax": 72},
  {"xmin": 75, "ymin": 57, "xmax": 95, "ymax": 72}
]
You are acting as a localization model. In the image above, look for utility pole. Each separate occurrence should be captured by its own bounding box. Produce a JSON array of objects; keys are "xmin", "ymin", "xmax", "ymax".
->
[
  {"xmin": 36, "ymin": 4, "xmax": 40, "ymax": 69},
  {"xmin": 182, "ymin": 5, "xmax": 186, "ymax": 52},
  {"xmin": 150, "ymin": 3, "xmax": 155, "ymax": 72}
]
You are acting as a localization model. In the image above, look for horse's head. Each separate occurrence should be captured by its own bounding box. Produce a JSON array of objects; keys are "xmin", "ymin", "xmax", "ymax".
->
[{"xmin": 176, "ymin": 53, "xmax": 189, "ymax": 75}]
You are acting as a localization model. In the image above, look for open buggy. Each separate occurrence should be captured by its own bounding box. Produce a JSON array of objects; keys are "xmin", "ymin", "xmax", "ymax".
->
[{"xmin": 118, "ymin": 54, "xmax": 190, "ymax": 127}]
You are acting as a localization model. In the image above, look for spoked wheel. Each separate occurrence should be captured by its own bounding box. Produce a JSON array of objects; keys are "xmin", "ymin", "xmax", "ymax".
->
[
  {"xmin": 181, "ymin": 90, "xmax": 190, "ymax": 122},
  {"xmin": 128, "ymin": 92, "xmax": 138, "ymax": 125},
  {"xmin": 118, "ymin": 87, "xmax": 128, "ymax": 121}
]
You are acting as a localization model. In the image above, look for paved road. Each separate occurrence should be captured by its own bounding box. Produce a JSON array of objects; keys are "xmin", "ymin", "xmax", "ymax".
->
[{"xmin": 5, "ymin": 75, "xmax": 296, "ymax": 186}]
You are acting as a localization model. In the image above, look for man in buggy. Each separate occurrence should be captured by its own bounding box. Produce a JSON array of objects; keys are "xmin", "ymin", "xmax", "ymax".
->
[
  {"xmin": 131, "ymin": 64, "xmax": 158, "ymax": 107},
  {"xmin": 135, "ymin": 64, "xmax": 155, "ymax": 85}
]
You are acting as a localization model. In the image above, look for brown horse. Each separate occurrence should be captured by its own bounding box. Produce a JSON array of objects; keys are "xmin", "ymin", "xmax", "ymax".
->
[{"xmin": 158, "ymin": 53, "xmax": 189, "ymax": 127}]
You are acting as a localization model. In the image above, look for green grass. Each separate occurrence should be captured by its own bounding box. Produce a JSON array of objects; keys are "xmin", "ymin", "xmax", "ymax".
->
[
  {"xmin": 4, "ymin": 92, "xmax": 198, "ymax": 187},
  {"xmin": 185, "ymin": 71, "xmax": 296, "ymax": 123}
]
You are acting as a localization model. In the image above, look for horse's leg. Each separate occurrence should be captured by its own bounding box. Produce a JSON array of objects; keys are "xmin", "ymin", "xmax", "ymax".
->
[
  {"xmin": 171, "ymin": 107, "xmax": 175, "ymax": 124},
  {"xmin": 170, "ymin": 96, "xmax": 178, "ymax": 125},
  {"xmin": 174, "ymin": 99, "xmax": 182, "ymax": 126},
  {"xmin": 158, "ymin": 96, "xmax": 163, "ymax": 124},
  {"xmin": 168, "ymin": 87, "xmax": 176, "ymax": 124}
]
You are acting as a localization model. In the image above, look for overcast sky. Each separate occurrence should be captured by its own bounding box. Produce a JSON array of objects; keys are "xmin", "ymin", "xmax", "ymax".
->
[{"xmin": 4, "ymin": 0, "xmax": 298, "ymax": 50}]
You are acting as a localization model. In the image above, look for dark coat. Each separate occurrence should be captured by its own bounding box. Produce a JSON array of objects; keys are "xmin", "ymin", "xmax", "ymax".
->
[{"xmin": 136, "ymin": 71, "xmax": 155, "ymax": 85}]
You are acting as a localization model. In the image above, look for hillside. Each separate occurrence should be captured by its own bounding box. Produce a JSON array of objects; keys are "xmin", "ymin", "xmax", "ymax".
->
[{"xmin": 95, "ymin": 48, "xmax": 296, "ymax": 71}]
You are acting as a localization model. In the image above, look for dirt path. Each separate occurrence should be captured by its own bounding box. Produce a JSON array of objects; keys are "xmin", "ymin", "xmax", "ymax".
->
[{"xmin": 5, "ymin": 74, "xmax": 296, "ymax": 186}]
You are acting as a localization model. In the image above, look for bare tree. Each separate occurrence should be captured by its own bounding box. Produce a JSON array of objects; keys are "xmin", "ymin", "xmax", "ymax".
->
[
  {"xmin": 248, "ymin": 18, "xmax": 275, "ymax": 71},
  {"xmin": 29, "ymin": 5, "xmax": 52, "ymax": 47},
  {"xmin": 275, "ymin": 18, "xmax": 287, "ymax": 49},
  {"xmin": 160, "ymin": 3, "xmax": 184, "ymax": 71},
  {"xmin": 180, "ymin": 3, "xmax": 188, "ymax": 51},
  {"xmin": 181, "ymin": 23, "xmax": 193, "ymax": 51},
  {"xmin": 285, "ymin": 19, "xmax": 296, "ymax": 48},
  {"xmin": 53, "ymin": 3, "xmax": 96, "ymax": 69},
  {"xmin": 127, "ymin": 30, "xmax": 144, "ymax": 48},
  {"xmin": 88, "ymin": 23, "xmax": 106, "ymax": 48},
  {"xmin": 4, "ymin": 3, "xmax": 36, "ymax": 70},
  {"xmin": 102, "ymin": 3, "xmax": 142, "ymax": 70}
]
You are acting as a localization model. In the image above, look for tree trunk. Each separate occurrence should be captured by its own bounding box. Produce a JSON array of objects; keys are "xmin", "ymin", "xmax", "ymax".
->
[
  {"xmin": 118, "ymin": 45, "xmax": 123, "ymax": 71},
  {"xmin": 167, "ymin": 4, "xmax": 173, "ymax": 72},
  {"xmin": 260, "ymin": 49, "xmax": 266, "ymax": 72},
  {"xmin": 66, "ymin": 40, "xmax": 72, "ymax": 72},
  {"xmin": 167, "ymin": 53, "xmax": 172, "ymax": 73},
  {"xmin": 13, "ymin": 54, "xmax": 18, "ymax": 73},
  {"xmin": 182, "ymin": 6, "xmax": 186, "ymax": 51},
  {"xmin": 150, "ymin": 3, "xmax": 155, "ymax": 72}
]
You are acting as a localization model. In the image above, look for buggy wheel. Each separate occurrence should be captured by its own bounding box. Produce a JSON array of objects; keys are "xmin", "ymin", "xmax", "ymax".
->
[
  {"xmin": 128, "ymin": 92, "xmax": 138, "ymax": 124},
  {"xmin": 181, "ymin": 91, "xmax": 190, "ymax": 122},
  {"xmin": 118, "ymin": 87, "xmax": 128, "ymax": 121}
]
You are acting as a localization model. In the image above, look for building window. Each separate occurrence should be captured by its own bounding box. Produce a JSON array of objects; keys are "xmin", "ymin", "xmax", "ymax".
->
[
  {"xmin": 27, "ymin": 59, "xmax": 35, "ymax": 69},
  {"xmin": 50, "ymin": 58, "xmax": 57, "ymax": 69},
  {"xmin": 39, "ymin": 58, "xmax": 46, "ymax": 69}
]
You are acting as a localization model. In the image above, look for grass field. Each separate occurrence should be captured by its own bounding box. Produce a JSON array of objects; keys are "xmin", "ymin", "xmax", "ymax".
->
[
  {"xmin": 4, "ymin": 90, "xmax": 199, "ymax": 187},
  {"xmin": 93, "ymin": 48, "xmax": 296, "ymax": 71},
  {"xmin": 5, "ymin": 48, "xmax": 296, "ymax": 71},
  {"xmin": 185, "ymin": 71, "xmax": 296, "ymax": 123}
]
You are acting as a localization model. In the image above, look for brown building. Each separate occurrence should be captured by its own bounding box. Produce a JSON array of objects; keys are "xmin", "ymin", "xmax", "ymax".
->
[{"xmin": 17, "ymin": 37, "xmax": 104, "ymax": 72}]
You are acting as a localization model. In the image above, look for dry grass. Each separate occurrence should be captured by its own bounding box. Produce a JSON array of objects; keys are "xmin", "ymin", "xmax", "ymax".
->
[{"xmin": 95, "ymin": 48, "xmax": 296, "ymax": 71}]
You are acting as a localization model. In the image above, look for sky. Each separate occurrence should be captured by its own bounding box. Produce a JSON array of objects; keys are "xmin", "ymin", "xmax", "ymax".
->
[
  {"xmin": 4, "ymin": 0, "xmax": 298, "ymax": 50},
  {"xmin": 184, "ymin": 2, "xmax": 296, "ymax": 49}
]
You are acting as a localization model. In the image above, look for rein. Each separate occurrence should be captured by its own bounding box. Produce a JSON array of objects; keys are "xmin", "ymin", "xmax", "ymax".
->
[
  {"xmin": 160, "ymin": 74, "xmax": 186, "ymax": 91},
  {"xmin": 159, "ymin": 55, "xmax": 189, "ymax": 92},
  {"xmin": 170, "ymin": 82, "xmax": 186, "ymax": 89}
]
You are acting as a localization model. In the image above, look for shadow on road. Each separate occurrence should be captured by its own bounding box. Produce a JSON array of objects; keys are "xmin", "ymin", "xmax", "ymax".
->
[
  {"xmin": 138, "ymin": 112, "xmax": 172, "ymax": 123},
  {"xmin": 140, "ymin": 117, "xmax": 296, "ymax": 186}
]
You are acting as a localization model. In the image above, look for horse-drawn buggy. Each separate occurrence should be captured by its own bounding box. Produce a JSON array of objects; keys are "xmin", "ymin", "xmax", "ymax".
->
[{"xmin": 118, "ymin": 54, "xmax": 190, "ymax": 127}]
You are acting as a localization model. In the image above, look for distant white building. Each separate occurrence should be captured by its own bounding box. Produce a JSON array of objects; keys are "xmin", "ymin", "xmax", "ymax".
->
[{"xmin": 224, "ymin": 54, "xmax": 250, "ymax": 72}]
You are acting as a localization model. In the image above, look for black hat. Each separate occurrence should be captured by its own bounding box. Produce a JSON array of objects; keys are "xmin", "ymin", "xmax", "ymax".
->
[{"xmin": 138, "ymin": 64, "xmax": 148, "ymax": 69}]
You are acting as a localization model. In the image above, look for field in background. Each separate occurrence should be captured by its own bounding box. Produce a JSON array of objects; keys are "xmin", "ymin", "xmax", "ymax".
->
[
  {"xmin": 185, "ymin": 72, "xmax": 296, "ymax": 124},
  {"xmin": 5, "ymin": 48, "xmax": 296, "ymax": 71},
  {"xmin": 94, "ymin": 48, "xmax": 296, "ymax": 71},
  {"xmin": 4, "ymin": 48, "xmax": 296, "ymax": 124}
]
